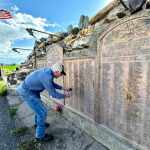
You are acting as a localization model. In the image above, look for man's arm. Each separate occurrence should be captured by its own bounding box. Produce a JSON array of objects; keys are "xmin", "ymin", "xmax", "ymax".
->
[
  {"xmin": 42, "ymin": 76, "xmax": 64, "ymax": 99},
  {"xmin": 52, "ymin": 81, "xmax": 62, "ymax": 90},
  {"xmin": 52, "ymin": 81, "xmax": 72, "ymax": 92}
]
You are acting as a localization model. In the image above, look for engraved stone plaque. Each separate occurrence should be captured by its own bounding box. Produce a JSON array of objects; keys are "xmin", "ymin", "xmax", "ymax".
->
[{"xmin": 99, "ymin": 16, "xmax": 150, "ymax": 148}]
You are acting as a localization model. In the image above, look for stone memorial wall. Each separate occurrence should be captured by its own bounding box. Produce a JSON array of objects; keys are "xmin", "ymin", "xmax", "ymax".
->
[
  {"xmin": 64, "ymin": 58, "xmax": 96, "ymax": 119},
  {"xmin": 97, "ymin": 16, "xmax": 150, "ymax": 148}
]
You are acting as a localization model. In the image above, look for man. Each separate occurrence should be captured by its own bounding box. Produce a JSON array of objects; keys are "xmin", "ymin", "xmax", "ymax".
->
[{"xmin": 16, "ymin": 63, "xmax": 71, "ymax": 142}]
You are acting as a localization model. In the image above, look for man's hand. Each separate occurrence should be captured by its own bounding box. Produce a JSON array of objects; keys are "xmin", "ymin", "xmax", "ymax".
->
[
  {"xmin": 64, "ymin": 90, "xmax": 72, "ymax": 97},
  {"xmin": 63, "ymin": 87, "xmax": 72, "ymax": 98},
  {"xmin": 53, "ymin": 103, "xmax": 64, "ymax": 113},
  {"xmin": 63, "ymin": 88, "xmax": 72, "ymax": 92}
]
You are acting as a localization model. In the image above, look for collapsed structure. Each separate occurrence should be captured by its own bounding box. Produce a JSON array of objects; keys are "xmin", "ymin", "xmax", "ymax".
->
[{"xmin": 17, "ymin": 0, "xmax": 150, "ymax": 149}]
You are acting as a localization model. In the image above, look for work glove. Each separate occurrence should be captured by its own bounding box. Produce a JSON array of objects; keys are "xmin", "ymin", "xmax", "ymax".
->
[
  {"xmin": 63, "ymin": 87, "xmax": 72, "ymax": 98},
  {"xmin": 53, "ymin": 103, "xmax": 64, "ymax": 113},
  {"xmin": 63, "ymin": 88, "xmax": 72, "ymax": 92},
  {"xmin": 64, "ymin": 90, "xmax": 72, "ymax": 97}
]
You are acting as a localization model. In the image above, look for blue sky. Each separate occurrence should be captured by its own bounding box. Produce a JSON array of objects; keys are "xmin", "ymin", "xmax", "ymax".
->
[{"xmin": 0, "ymin": 0, "xmax": 111, "ymax": 64}]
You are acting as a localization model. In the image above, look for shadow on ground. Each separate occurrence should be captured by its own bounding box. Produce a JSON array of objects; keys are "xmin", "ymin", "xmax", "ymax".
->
[{"xmin": 17, "ymin": 112, "xmax": 108, "ymax": 150}]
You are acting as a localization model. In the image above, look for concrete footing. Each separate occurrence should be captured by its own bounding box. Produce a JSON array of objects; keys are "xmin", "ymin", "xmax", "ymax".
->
[{"xmin": 62, "ymin": 106, "xmax": 147, "ymax": 150}]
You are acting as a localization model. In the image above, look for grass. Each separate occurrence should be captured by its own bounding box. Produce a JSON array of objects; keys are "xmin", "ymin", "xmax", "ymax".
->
[
  {"xmin": 8, "ymin": 107, "xmax": 18, "ymax": 118},
  {"xmin": 17, "ymin": 140, "xmax": 41, "ymax": 150},
  {"xmin": 11, "ymin": 127, "xmax": 28, "ymax": 136},
  {"xmin": 0, "ymin": 65, "xmax": 19, "ymax": 71},
  {"xmin": 0, "ymin": 80, "xmax": 7, "ymax": 96},
  {"xmin": 0, "ymin": 64, "xmax": 20, "ymax": 76}
]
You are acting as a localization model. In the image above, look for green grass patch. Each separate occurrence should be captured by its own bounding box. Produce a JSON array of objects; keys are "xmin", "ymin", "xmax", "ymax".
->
[
  {"xmin": 8, "ymin": 107, "xmax": 18, "ymax": 118},
  {"xmin": 11, "ymin": 127, "xmax": 28, "ymax": 136},
  {"xmin": 17, "ymin": 140, "xmax": 41, "ymax": 150},
  {"xmin": 0, "ymin": 65, "xmax": 20, "ymax": 76},
  {"xmin": 0, "ymin": 80, "xmax": 7, "ymax": 96},
  {"xmin": 0, "ymin": 65, "xmax": 19, "ymax": 71}
]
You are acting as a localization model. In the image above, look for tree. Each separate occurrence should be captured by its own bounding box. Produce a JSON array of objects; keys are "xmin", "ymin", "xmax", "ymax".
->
[{"xmin": 71, "ymin": 27, "xmax": 80, "ymax": 35}]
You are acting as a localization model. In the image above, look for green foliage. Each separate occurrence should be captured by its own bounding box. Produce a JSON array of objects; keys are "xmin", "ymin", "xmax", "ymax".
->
[
  {"xmin": 8, "ymin": 107, "xmax": 18, "ymax": 118},
  {"xmin": 0, "ymin": 64, "xmax": 20, "ymax": 76},
  {"xmin": 70, "ymin": 27, "xmax": 80, "ymax": 35},
  {"xmin": 0, "ymin": 80, "xmax": 7, "ymax": 96},
  {"xmin": 4, "ymin": 70, "xmax": 13, "ymax": 76},
  {"xmin": 11, "ymin": 127, "xmax": 28, "ymax": 136},
  {"xmin": 0, "ymin": 65, "xmax": 19, "ymax": 71},
  {"xmin": 17, "ymin": 140, "xmax": 41, "ymax": 150}
]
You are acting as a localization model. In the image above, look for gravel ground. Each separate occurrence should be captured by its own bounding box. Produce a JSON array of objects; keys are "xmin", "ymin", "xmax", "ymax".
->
[
  {"xmin": 0, "ymin": 96, "xmax": 19, "ymax": 150},
  {"xmin": 0, "ymin": 94, "xmax": 109, "ymax": 150}
]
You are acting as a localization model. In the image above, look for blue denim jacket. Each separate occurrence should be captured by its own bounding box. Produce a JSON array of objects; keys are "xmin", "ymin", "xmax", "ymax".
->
[{"xmin": 22, "ymin": 68, "xmax": 64, "ymax": 99}]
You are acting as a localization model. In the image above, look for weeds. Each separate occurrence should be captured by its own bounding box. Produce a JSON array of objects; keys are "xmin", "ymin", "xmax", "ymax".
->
[
  {"xmin": 11, "ymin": 127, "xmax": 28, "ymax": 136},
  {"xmin": 17, "ymin": 140, "xmax": 41, "ymax": 150},
  {"xmin": 8, "ymin": 107, "xmax": 18, "ymax": 118}
]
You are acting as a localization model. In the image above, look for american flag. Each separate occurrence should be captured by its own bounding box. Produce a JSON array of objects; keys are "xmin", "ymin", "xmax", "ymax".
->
[{"xmin": 0, "ymin": 9, "xmax": 12, "ymax": 19}]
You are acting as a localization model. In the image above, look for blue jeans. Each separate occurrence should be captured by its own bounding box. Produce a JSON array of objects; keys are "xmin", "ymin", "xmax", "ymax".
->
[{"xmin": 16, "ymin": 83, "xmax": 47, "ymax": 138}]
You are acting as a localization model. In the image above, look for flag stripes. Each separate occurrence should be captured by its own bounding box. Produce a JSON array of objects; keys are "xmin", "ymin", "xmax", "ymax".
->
[{"xmin": 0, "ymin": 9, "xmax": 12, "ymax": 19}]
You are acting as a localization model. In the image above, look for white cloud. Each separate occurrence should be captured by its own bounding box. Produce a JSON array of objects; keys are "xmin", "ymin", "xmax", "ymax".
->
[
  {"xmin": 104, "ymin": 0, "xmax": 113, "ymax": 6},
  {"xmin": 0, "ymin": 7, "xmax": 62, "ymax": 64},
  {"xmin": 10, "ymin": 5, "xmax": 20, "ymax": 13}
]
